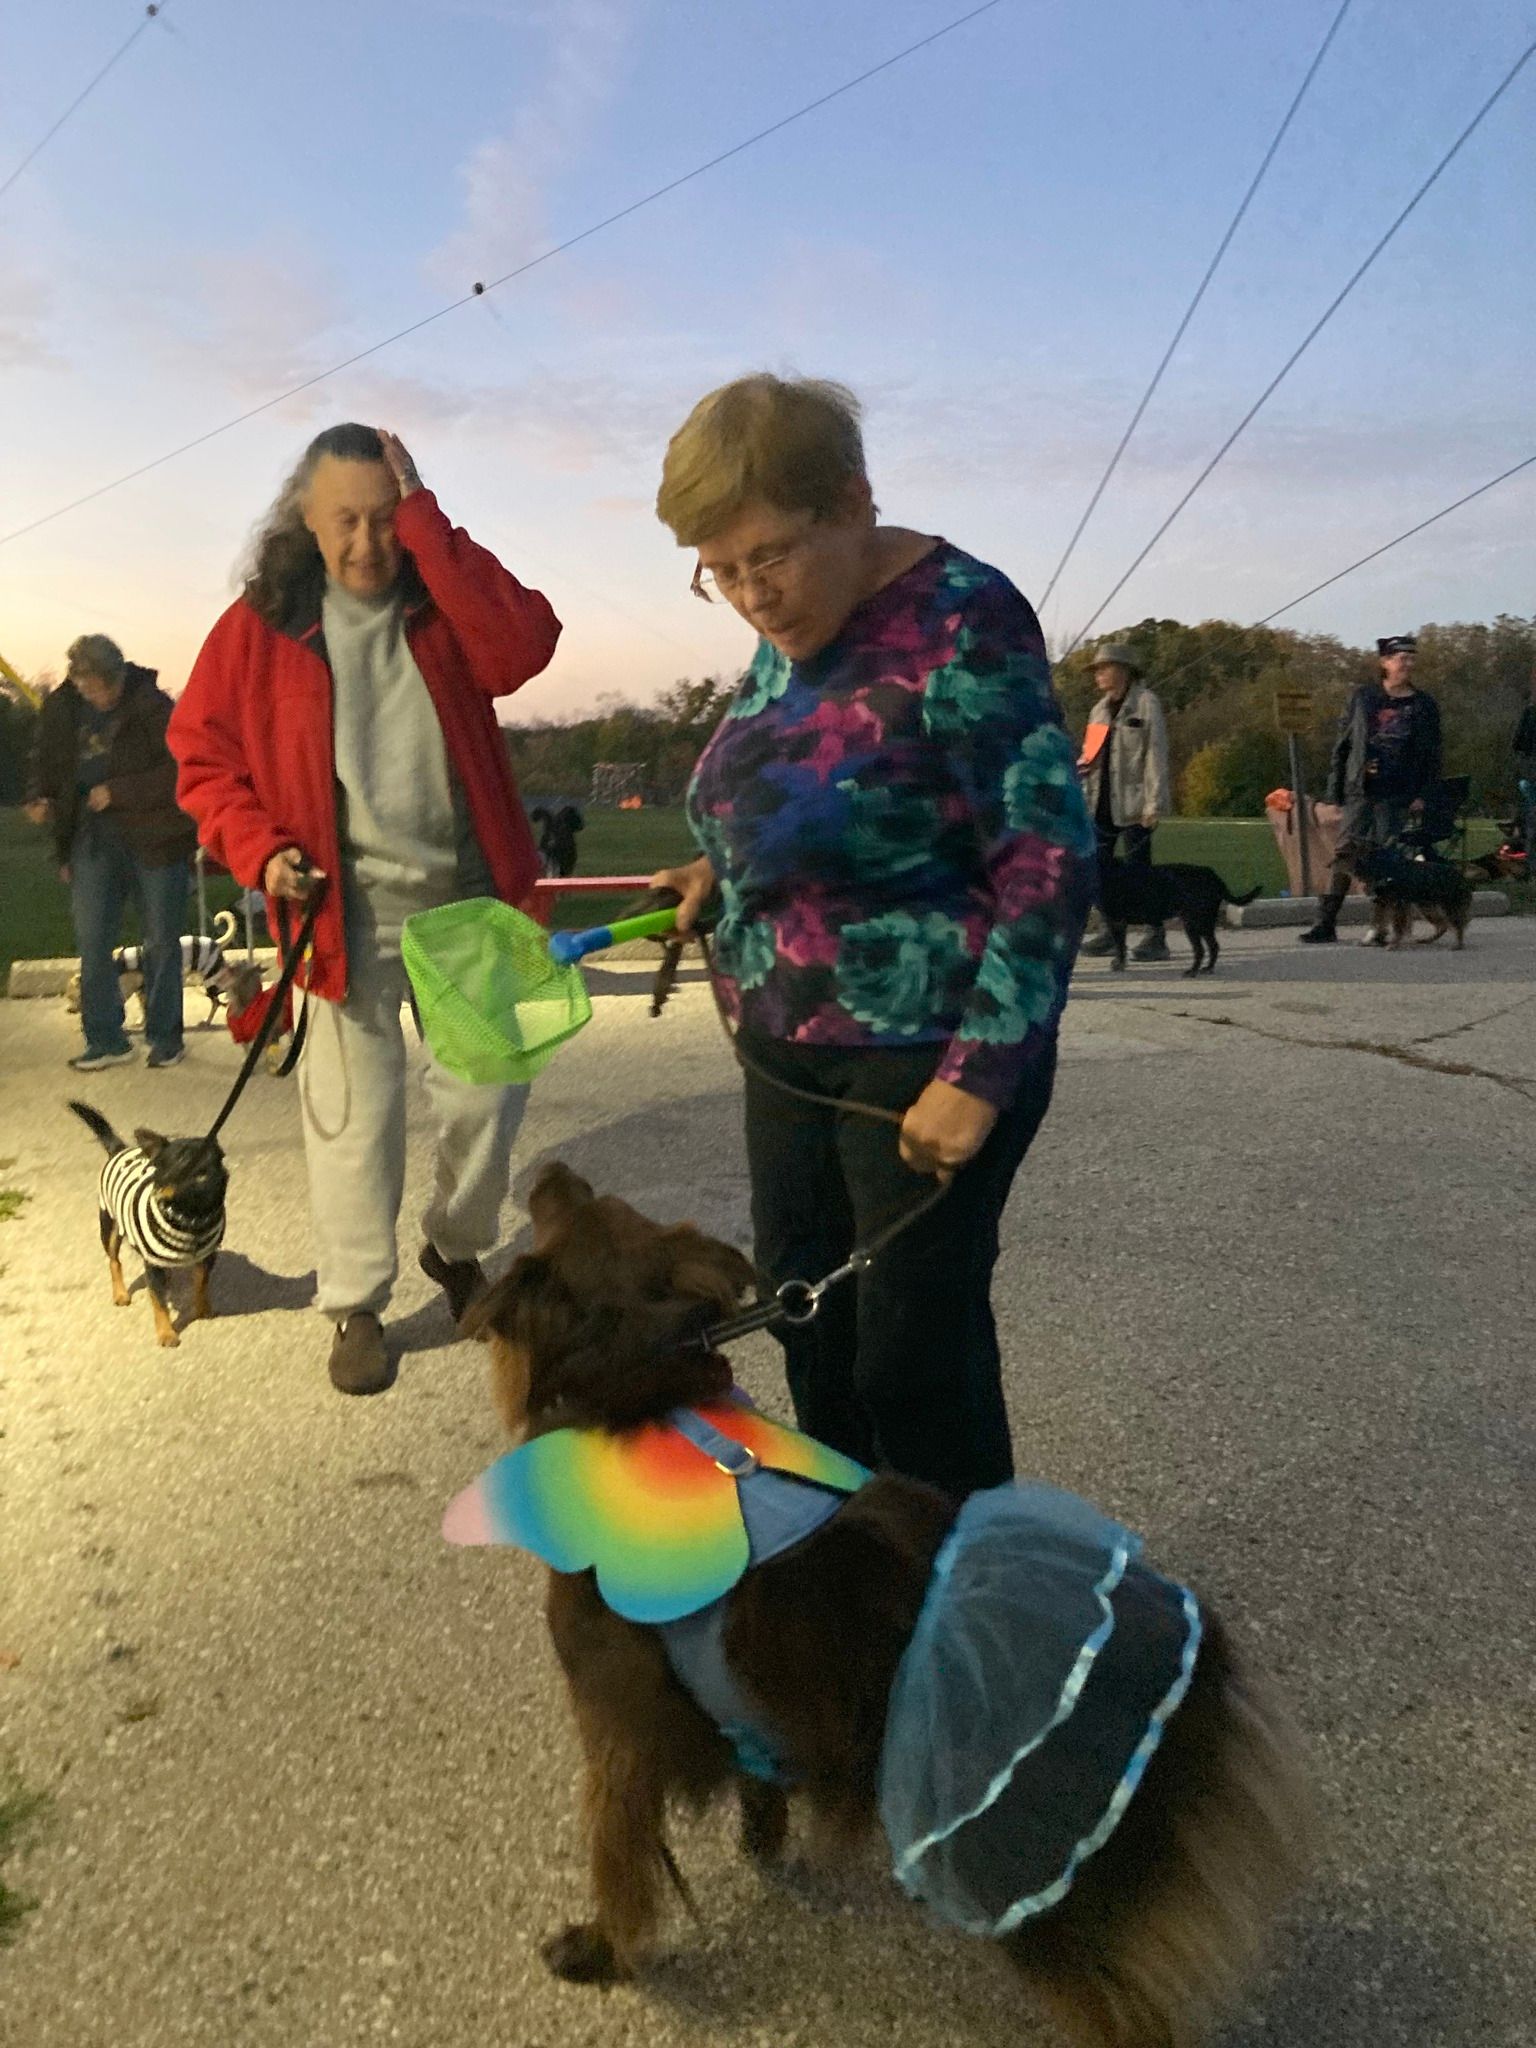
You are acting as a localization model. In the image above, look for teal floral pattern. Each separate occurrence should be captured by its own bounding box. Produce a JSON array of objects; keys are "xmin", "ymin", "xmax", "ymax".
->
[{"xmin": 687, "ymin": 543, "xmax": 1095, "ymax": 1106}]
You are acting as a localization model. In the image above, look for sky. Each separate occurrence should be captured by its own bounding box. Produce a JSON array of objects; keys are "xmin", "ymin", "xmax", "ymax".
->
[{"xmin": 1, "ymin": 0, "xmax": 1532, "ymax": 721}]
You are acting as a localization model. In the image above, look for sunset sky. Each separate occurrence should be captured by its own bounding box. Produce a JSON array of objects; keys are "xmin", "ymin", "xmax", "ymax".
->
[{"xmin": 2, "ymin": 0, "xmax": 1532, "ymax": 720}]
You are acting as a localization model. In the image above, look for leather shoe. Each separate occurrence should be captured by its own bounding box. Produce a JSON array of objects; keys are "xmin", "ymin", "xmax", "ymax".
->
[{"xmin": 328, "ymin": 1313, "xmax": 393, "ymax": 1396}]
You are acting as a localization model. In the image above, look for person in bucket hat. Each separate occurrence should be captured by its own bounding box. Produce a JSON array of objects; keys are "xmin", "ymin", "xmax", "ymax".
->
[{"xmin": 1077, "ymin": 642, "xmax": 1171, "ymax": 960}]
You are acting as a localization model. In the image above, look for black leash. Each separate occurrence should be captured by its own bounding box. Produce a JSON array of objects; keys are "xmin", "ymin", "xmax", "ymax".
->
[
  {"xmin": 199, "ymin": 878, "xmax": 327, "ymax": 1156},
  {"xmin": 621, "ymin": 902, "xmax": 957, "ymax": 1351}
]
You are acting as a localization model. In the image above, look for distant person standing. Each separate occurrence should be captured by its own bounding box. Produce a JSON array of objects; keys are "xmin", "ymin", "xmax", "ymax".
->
[
  {"xmin": 1511, "ymin": 667, "xmax": 1536, "ymax": 854},
  {"xmin": 1077, "ymin": 642, "xmax": 1171, "ymax": 961},
  {"xmin": 1300, "ymin": 633, "xmax": 1442, "ymax": 944},
  {"xmin": 23, "ymin": 636, "xmax": 195, "ymax": 1072}
]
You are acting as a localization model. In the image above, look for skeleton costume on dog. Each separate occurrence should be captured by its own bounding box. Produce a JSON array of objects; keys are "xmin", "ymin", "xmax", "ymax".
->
[
  {"xmin": 98, "ymin": 1147, "xmax": 225, "ymax": 1269},
  {"xmin": 445, "ymin": 1397, "xmax": 1202, "ymax": 1935}
]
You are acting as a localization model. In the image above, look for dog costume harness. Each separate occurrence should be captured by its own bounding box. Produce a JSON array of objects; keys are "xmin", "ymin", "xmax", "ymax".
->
[
  {"xmin": 445, "ymin": 1410, "xmax": 1205, "ymax": 1933},
  {"xmin": 443, "ymin": 1395, "xmax": 870, "ymax": 1779},
  {"xmin": 99, "ymin": 1147, "xmax": 225, "ymax": 1268}
]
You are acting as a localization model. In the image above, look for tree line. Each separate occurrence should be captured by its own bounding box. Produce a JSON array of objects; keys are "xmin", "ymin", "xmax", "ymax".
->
[{"xmin": 5, "ymin": 616, "xmax": 1532, "ymax": 816}]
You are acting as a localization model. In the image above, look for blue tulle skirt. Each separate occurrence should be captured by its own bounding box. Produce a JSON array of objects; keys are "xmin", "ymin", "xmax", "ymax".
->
[{"xmin": 877, "ymin": 1481, "xmax": 1202, "ymax": 1937}]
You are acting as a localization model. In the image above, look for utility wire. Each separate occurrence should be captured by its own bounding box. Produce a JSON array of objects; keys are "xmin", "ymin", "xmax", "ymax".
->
[
  {"xmin": 1063, "ymin": 450, "xmax": 1535, "ymax": 705},
  {"xmin": 1064, "ymin": 36, "xmax": 1536, "ymax": 657},
  {"xmin": 0, "ymin": 0, "xmax": 1007, "ymax": 550},
  {"xmin": 1037, "ymin": 0, "xmax": 1353, "ymax": 613},
  {"xmin": 0, "ymin": 5, "xmax": 167, "ymax": 206}
]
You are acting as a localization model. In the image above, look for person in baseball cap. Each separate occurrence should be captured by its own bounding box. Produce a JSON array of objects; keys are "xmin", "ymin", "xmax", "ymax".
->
[{"xmin": 1299, "ymin": 632, "xmax": 1442, "ymax": 944}]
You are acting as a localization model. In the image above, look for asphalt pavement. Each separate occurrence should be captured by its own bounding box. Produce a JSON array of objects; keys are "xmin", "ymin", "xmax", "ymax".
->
[{"xmin": 2, "ymin": 918, "xmax": 1533, "ymax": 2048}]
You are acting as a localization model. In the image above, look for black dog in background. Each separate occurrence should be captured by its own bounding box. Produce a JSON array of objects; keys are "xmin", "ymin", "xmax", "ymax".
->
[
  {"xmin": 1097, "ymin": 861, "xmax": 1261, "ymax": 975},
  {"xmin": 531, "ymin": 803, "xmax": 584, "ymax": 879},
  {"xmin": 69, "ymin": 1102, "xmax": 227, "ymax": 1348},
  {"xmin": 1353, "ymin": 846, "xmax": 1472, "ymax": 949}
]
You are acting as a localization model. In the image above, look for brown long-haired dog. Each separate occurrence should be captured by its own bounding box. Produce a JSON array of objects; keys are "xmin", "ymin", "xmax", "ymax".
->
[{"xmin": 466, "ymin": 1163, "xmax": 1312, "ymax": 2047}]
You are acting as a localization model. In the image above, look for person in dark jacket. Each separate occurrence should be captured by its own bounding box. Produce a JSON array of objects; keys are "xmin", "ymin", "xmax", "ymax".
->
[
  {"xmin": 1511, "ymin": 669, "xmax": 1536, "ymax": 855},
  {"xmin": 1299, "ymin": 633, "xmax": 1443, "ymax": 944},
  {"xmin": 24, "ymin": 636, "xmax": 196, "ymax": 1070}
]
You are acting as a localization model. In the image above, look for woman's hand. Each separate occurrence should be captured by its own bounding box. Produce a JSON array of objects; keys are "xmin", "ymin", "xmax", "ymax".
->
[
  {"xmin": 86, "ymin": 785, "xmax": 113, "ymax": 813},
  {"xmin": 263, "ymin": 846, "xmax": 323, "ymax": 901},
  {"xmin": 377, "ymin": 430, "xmax": 423, "ymax": 500},
  {"xmin": 899, "ymin": 1079, "xmax": 998, "ymax": 1182},
  {"xmin": 649, "ymin": 854, "xmax": 716, "ymax": 933},
  {"xmin": 23, "ymin": 797, "xmax": 52, "ymax": 826}
]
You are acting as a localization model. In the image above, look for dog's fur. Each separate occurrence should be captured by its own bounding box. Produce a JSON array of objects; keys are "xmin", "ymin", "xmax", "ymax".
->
[
  {"xmin": 468, "ymin": 1163, "xmax": 1312, "ymax": 2046},
  {"xmin": 1096, "ymin": 862, "xmax": 1260, "ymax": 976},
  {"xmin": 64, "ymin": 911, "xmax": 265, "ymax": 1028},
  {"xmin": 69, "ymin": 1101, "xmax": 227, "ymax": 1348},
  {"xmin": 1354, "ymin": 847, "xmax": 1472, "ymax": 949},
  {"xmin": 531, "ymin": 803, "xmax": 584, "ymax": 879}
]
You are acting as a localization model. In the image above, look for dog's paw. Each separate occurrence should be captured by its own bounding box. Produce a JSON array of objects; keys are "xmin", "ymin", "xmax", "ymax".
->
[
  {"xmin": 157, "ymin": 1331, "xmax": 181, "ymax": 1350},
  {"xmin": 1109, "ymin": 958, "xmax": 1127, "ymax": 973},
  {"xmin": 541, "ymin": 1922, "xmax": 625, "ymax": 1985}
]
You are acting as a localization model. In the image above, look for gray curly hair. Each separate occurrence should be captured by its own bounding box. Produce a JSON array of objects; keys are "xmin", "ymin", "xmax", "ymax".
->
[{"xmin": 239, "ymin": 423, "xmax": 388, "ymax": 625}]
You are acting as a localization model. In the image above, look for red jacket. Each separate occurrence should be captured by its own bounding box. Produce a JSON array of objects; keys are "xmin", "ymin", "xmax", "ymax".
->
[{"xmin": 168, "ymin": 490, "xmax": 560, "ymax": 1000}]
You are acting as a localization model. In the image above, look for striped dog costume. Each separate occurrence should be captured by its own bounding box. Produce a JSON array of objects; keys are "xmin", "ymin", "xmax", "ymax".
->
[{"xmin": 70, "ymin": 1102, "xmax": 227, "ymax": 1349}]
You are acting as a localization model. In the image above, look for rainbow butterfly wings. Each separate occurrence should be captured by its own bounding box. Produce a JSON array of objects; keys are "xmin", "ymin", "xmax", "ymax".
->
[{"xmin": 442, "ymin": 1397, "xmax": 869, "ymax": 1623}]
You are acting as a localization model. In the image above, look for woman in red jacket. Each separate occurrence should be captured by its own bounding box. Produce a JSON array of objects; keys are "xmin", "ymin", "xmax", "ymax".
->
[{"xmin": 169, "ymin": 424, "xmax": 561, "ymax": 1395}]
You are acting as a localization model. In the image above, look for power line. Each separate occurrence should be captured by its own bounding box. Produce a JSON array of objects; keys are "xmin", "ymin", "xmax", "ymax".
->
[
  {"xmin": 1037, "ymin": 0, "xmax": 1353, "ymax": 613},
  {"xmin": 1061, "ymin": 450, "xmax": 1535, "ymax": 702},
  {"xmin": 0, "ymin": 0, "xmax": 1007, "ymax": 551},
  {"xmin": 1257, "ymin": 450, "xmax": 1536, "ymax": 626},
  {"xmin": 0, "ymin": 4, "xmax": 167, "ymax": 206},
  {"xmin": 1065, "ymin": 35, "xmax": 1536, "ymax": 657}
]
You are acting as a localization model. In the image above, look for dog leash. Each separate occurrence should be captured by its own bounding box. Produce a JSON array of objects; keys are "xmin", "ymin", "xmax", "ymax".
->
[
  {"xmin": 622, "ymin": 901, "xmax": 956, "ymax": 1350},
  {"xmin": 198, "ymin": 877, "xmax": 328, "ymax": 1157}
]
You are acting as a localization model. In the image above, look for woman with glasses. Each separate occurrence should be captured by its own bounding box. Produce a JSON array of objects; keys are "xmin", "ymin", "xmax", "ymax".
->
[{"xmin": 652, "ymin": 374, "xmax": 1094, "ymax": 1497}]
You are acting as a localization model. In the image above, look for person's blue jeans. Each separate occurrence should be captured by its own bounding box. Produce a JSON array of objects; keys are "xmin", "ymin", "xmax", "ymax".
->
[{"xmin": 70, "ymin": 819, "xmax": 190, "ymax": 1059}]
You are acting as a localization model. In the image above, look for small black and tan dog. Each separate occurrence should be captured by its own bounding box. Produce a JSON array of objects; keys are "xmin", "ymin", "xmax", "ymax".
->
[
  {"xmin": 1353, "ymin": 847, "xmax": 1472, "ymax": 949},
  {"xmin": 461, "ymin": 1164, "xmax": 1311, "ymax": 2048},
  {"xmin": 69, "ymin": 1102, "xmax": 227, "ymax": 1348},
  {"xmin": 1097, "ymin": 861, "xmax": 1261, "ymax": 975}
]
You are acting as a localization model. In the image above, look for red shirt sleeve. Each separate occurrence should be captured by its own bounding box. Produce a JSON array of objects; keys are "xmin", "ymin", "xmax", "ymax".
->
[{"xmin": 393, "ymin": 490, "xmax": 561, "ymax": 698}]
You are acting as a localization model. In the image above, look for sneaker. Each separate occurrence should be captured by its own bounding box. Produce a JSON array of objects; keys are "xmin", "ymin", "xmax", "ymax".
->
[
  {"xmin": 67, "ymin": 1047, "xmax": 134, "ymax": 1072},
  {"xmin": 1297, "ymin": 923, "xmax": 1337, "ymax": 944},
  {"xmin": 146, "ymin": 1045, "xmax": 186, "ymax": 1069},
  {"xmin": 1130, "ymin": 931, "xmax": 1170, "ymax": 962},
  {"xmin": 1077, "ymin": 930, "xmax": 1117, "ymax": 958},
  {"xmin": 420, "ymin": 1244, "xmax": 488, "ymax": 1327},
  {"xmin": 328, "ymin": 1313, "xmax": 394, "ymax": 1396}
]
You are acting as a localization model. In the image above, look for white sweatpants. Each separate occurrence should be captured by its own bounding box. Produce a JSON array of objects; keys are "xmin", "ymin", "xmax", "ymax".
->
[{"xmin": 297, "ymin": 931, "xmax": 527, "ymax": 1322}]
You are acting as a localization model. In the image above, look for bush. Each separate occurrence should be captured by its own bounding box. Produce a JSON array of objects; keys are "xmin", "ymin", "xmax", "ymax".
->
[{"xmin": 1179, "ymin": 729, "xmax": 1290, "ymax": 817}]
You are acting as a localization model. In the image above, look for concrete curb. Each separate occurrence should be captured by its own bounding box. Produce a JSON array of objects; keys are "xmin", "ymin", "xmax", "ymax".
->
[{"xmin": 1234, "ymin": 890, "xmax": 1509, "ymax": 929}]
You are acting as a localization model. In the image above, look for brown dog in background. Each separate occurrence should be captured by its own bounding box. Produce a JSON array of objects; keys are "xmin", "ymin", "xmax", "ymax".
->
[{"xmin": 465, "ymin": 1164, "xmax": 1312, "ymax": 2048}]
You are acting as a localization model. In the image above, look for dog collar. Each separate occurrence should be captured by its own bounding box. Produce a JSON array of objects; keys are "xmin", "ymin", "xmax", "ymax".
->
[{"xmin": 442, "ymin": 1392, "xmax": 870, "ymax": 1623}]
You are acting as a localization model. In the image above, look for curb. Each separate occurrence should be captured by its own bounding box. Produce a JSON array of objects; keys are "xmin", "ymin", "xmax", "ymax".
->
[{"xmin": 1234, "ymin": 890, "xmax": 1509, "ymax": 929}]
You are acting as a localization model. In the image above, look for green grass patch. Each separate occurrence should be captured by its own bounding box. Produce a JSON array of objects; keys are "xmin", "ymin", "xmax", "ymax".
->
[
  {"xmin": 2, "ymin": 803, "xmax": 1523, "ymax": 977},
  {"xmin": 0, "ymin": 1776, "xmax": 47, "ymax": 1943},
  {"xmin": 0, "ymin": 1190, "xmax": 29, "ymax": 1224}
]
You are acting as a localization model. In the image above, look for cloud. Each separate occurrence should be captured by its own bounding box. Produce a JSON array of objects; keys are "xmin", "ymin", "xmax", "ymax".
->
[{"xmin": 427, "ymin": 0, "xmax": 636, "ymax": 295}]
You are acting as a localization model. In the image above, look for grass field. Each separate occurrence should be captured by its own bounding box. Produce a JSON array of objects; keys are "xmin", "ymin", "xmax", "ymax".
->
[{"xmin": 0, "ymin": 804, "xmax": 1518, "ymax": 981}]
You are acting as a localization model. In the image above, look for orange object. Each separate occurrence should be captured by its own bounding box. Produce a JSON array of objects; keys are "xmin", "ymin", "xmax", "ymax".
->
[
  {"xmin": 1077, "ymin": 726, "xmax": 1108, "ymax": 770},
  {"xmin": 1264, "ymin": 788, "xmax": 1294, "ymax": 812},
  {"xmin": 619, "ymin": 795, "xmax": 644, "ymax": 810}
]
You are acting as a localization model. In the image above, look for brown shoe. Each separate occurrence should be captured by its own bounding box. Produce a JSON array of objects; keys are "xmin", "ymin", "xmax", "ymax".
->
[
  {"xmin": 328, "ymin": 1313, "xmax": 394, "ymax": 1396},
  {"xmin": 419, "ymin": 1244, "xmax": 487, "ymax": 1327}
]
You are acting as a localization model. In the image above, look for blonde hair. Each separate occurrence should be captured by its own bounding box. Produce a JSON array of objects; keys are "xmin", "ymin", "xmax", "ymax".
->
[
  {"xmin": 656, "ymin": 374, "xmax": 867, "ymax": 546},
  {"xmin": 66, "ymin": 633, "xmax": 126, "ymax": 682}
]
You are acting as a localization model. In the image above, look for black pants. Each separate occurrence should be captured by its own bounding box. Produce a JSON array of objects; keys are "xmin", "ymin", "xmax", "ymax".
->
[
  {"xmin": 1323, "ymin": 796, "xmax": 1409, "ymax": 897},
  {"xmin": 1095, "ymin": 819, "xmax": 1152, "ymax": 867},
  {"xmin": 740, "ymin": 1030, "xmax": 1059, "ymax": 1499}
]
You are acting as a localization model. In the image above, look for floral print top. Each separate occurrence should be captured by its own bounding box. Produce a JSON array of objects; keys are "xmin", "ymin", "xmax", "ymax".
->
[{"xmin": 686, "ymin": 542, "xmax": 1095, "ymax": 1108}]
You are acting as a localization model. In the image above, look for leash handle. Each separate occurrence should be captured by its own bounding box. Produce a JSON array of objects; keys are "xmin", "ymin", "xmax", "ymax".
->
[{"xmin": 200, "ymin": 876, "xmax": 328, "ymax": 1152}]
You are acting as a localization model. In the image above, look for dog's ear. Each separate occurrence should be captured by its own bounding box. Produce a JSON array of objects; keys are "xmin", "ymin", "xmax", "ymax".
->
[
  {"xmin": 526, "ymin": 1161, "xmax": 595, "ymax": 1251},
  {"xmin": 133, "ymin": 1128, "xmax": 168, "ymax": 1160},
  {"xmin": 660, "ymin": 1225, "xmax": 757, "ymax": 1309}
]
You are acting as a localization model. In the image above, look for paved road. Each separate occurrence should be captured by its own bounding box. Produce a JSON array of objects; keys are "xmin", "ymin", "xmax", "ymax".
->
[{"xmin": 3, "ymin": 921, "xmax": 1534, "ymax": 2047}]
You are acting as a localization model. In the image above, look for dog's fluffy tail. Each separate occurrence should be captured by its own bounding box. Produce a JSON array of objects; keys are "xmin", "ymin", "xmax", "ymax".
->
[
  {"xmin": 68, "ymin": 1099, "xmax": 127, "ymax": 1158},
  {"xmin": 1006, "ymin": 1614, "xmax": 1313, "ymax": 2048}
]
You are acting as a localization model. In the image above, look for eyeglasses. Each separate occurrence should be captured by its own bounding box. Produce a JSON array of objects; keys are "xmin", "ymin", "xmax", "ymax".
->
[{"xmin": 691, "ymin": 525, "xmax": 819, "ymax": 604}]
